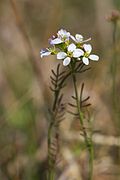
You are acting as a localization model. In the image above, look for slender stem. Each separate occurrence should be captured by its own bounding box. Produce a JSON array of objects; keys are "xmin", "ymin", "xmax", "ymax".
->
[
  {"xmin": 113, "ymin": 22, "xmax": 117, "ymax": 46},
  {"xmin": 111, "ymin": 21, "xmax": 120, "ymax": 180},
  {"xmin": 89, "ymin": 128, "xmax": 94, "ymax": 180},
  {"xmin": 70, "ymin": 64, "xmax": 93, "ymax": 180},
  {"xmin": 47, "ymin": 122, "xmax": 54, "ymax": 180},
  {"xmin": 47, "ymin": 166, "xmax": 55, "ymax": 180},
  {"xmin": 47, "ymin": 70, "xmax": 71, "ymax": 180},
  {"xmin": 111, "ymin": 22, "xmax": 117, "ymax": 109}
]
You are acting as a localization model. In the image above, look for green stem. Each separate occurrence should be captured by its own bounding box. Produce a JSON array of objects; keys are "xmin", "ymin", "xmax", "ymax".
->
[
  {"xmin": 47, "ymin": 168, "xmax": 55, "ymax": 180},
  {"xmin": 112, "ymin": 22, "xmax": 117, "ymax": 109},
  {"xmin": 70, "ymin": 64, "xmax": 93, "ymax": 180},
  {"xmin": 47, "ymin": 122, "xmax": 54, "ymax": 180},
  {"xmin": 47, "ymin": 71, "xmax": 71, "ymax": 180},
  {"xmin": 111, "ymin": 21, "xmax": 120, "ymax": 180},
  {"xmin": 110, "ymin": 21, "xmax": 120, "ymax": 180},
  {"xmin": 89, "ymin": 136, "xmax": 94, "ymax": 180}
]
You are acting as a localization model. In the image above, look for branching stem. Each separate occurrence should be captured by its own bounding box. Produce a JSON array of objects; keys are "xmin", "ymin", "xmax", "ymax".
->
[{"xmin": 48, "ymin": 69, "xmax": 71, "ymax": 180}]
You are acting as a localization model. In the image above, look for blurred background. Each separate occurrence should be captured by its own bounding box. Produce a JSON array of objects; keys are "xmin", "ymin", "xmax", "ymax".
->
[{"xmin": 0, "ymin": 0, "xmax": 120, "ymax": 179}]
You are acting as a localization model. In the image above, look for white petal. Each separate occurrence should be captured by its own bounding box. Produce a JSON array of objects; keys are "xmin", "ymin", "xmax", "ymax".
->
[
  {"xmin": 57, "ymin": 52, "xmax": 67, "ymax": 59},
  {"xmin": 57, "ymin": 29, "xmax": 66, "ymax": 37},
  {"xmin": 63, "ymin": 57, "xmax": 71, "ymax": 66},
  {"xmin": 57, "ymin": 29, "xmax": 64, "ymax": 35},
  {"xmin": 57, "ymin": 29, "xmax": 70, "ymax": 39},
  {"xmin": 68, "ymin": 43, "xmax": 76, "ymax": 52},
  {"xmin": 66, "ymin": 32, "xmax": 70, "ymax": 38},
  {"xmin": 40, "ymin": 51, "xmax": 51, "ymax": 58},
  {"xmin": 89, "ymin": 54, "xmax": 99, "ymax": 61},
  {"xmin": 75, "ymin": 34, "xmax": 83, "ymax": 42},
  {"xmin": 82, "ymin": 57, "xmax": 89, "ymax": 65},
  {"xmin": 83, "ymin": 44, "xmax": 92, "ymax": 53},
  {"xmin": 73, "ymin": 49, "xmax": 84, "ymax": 58},
  {"xmin": 50, "ymin": 38, "xmax": 63, "ymax": 45},
  {"xmin": 70, "ymin": 35, "xmax": 76, "ymax": 42}
]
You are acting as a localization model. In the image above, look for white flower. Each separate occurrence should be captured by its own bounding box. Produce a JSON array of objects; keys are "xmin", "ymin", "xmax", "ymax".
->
[
  {"xmin": 49, "ymin": 38, "xmax": 63, "ymax": 45},
  {"xmin": 82, "ymin": 44, "xmax": 99, "ymax": 65},
  {"xmin": 40, "ymin": 49, "xmax": 51, "ymax": 58},
  {"xmin": 71, "ymin": 34, "xmax": 91, "ymax": 44},
  {"xmin": 57, "ymin": 43, "xmax": 84, "ymax": 66},
  {"xmin": 57, "ymin": 29, "xmax": 70, "ymax": 40},
  {"xmin": 50, "ymin": 29, "xmax": 71, "ymax": 45}
]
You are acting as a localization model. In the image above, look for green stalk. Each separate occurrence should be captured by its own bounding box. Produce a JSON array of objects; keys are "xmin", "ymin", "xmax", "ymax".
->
[
  {"xmin": 111, "ymin": 22, "xmax": 117, "ymax": 109},
  {"xmin": 111, "ymin": 21, "xmax": 120, "ymax": 180},
  {"xmin": 47, "ymin": 71, "xmax": 71, "ymax": 180},
  {"xmin": 70, "ymin": 63, "xmax": 93, "ymax": 180},
  {"xmin": 48, "ymin": 122, "xmax": 55, "ymax": 180}
]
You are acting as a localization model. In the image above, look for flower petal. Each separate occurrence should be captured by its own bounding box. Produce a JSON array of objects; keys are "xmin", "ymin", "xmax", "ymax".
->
[
  {"xmin": 82, "ymin": 57, "xmax": 89, "ymax": 65},
  {"xmin": 75, "ymin": 34, "xmax": 83, "ymax": 42},
  {"xmin": 50, "ymin": 38, "xmax": 63, "ymax": 45},
  {"xmin": 89, "ymin": 54, "xmax": 99, "ymax": 61},
  {"xmin": 57, "ymin": 52, "xmax": 67, "ymax": 59},
  {"xmin": 70, "ymin": 35, "xmax": 76, "ymax": 42},
  {"xmin": 57, "ymin": 29, "xmax": 70, "ymax": 39},
  {"xmin": 57, "ymin": 29, "xmax": 65, "ymax": 36},
  {"xmin": 68, "ymin": 43, "xmax": 76, "ymax": 52},
  {"xmin": 73, "ymin": 49, "xmax": 84, "ymax": 58},
  {"xmin": 63, "ymin": 57, "xmax": 71, "ymax": 66},
  {"xmin": 83, "ymin": 44, "xmax": 92, "ymax": 53},
  {"xmin": 40, "ymin": 50, "xmax": 51, "ymax": 58}
]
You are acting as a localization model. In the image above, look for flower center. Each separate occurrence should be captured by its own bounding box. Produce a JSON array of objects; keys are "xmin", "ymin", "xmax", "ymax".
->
[
  {"xmin": 67, "ymin": 51, "xmax": 73, "ymax": 57},
  {"xmin": 84, "ymin": 52, "xmax": 90, "ymax": 58},
  {"xmin": 77, "ymin": 43, "xmax": 83, "ymax": 49}
]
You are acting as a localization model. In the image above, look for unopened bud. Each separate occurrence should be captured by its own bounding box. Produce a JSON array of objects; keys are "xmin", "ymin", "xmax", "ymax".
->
[{"xmin": 106, "ymin": 10, "xmax": 120, "ymax": 23}]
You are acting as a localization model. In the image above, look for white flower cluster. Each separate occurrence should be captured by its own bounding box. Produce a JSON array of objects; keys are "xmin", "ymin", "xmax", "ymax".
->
[{"xmin": 40, "ymin": 29, "xmax": 99, "ymax": 66}]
